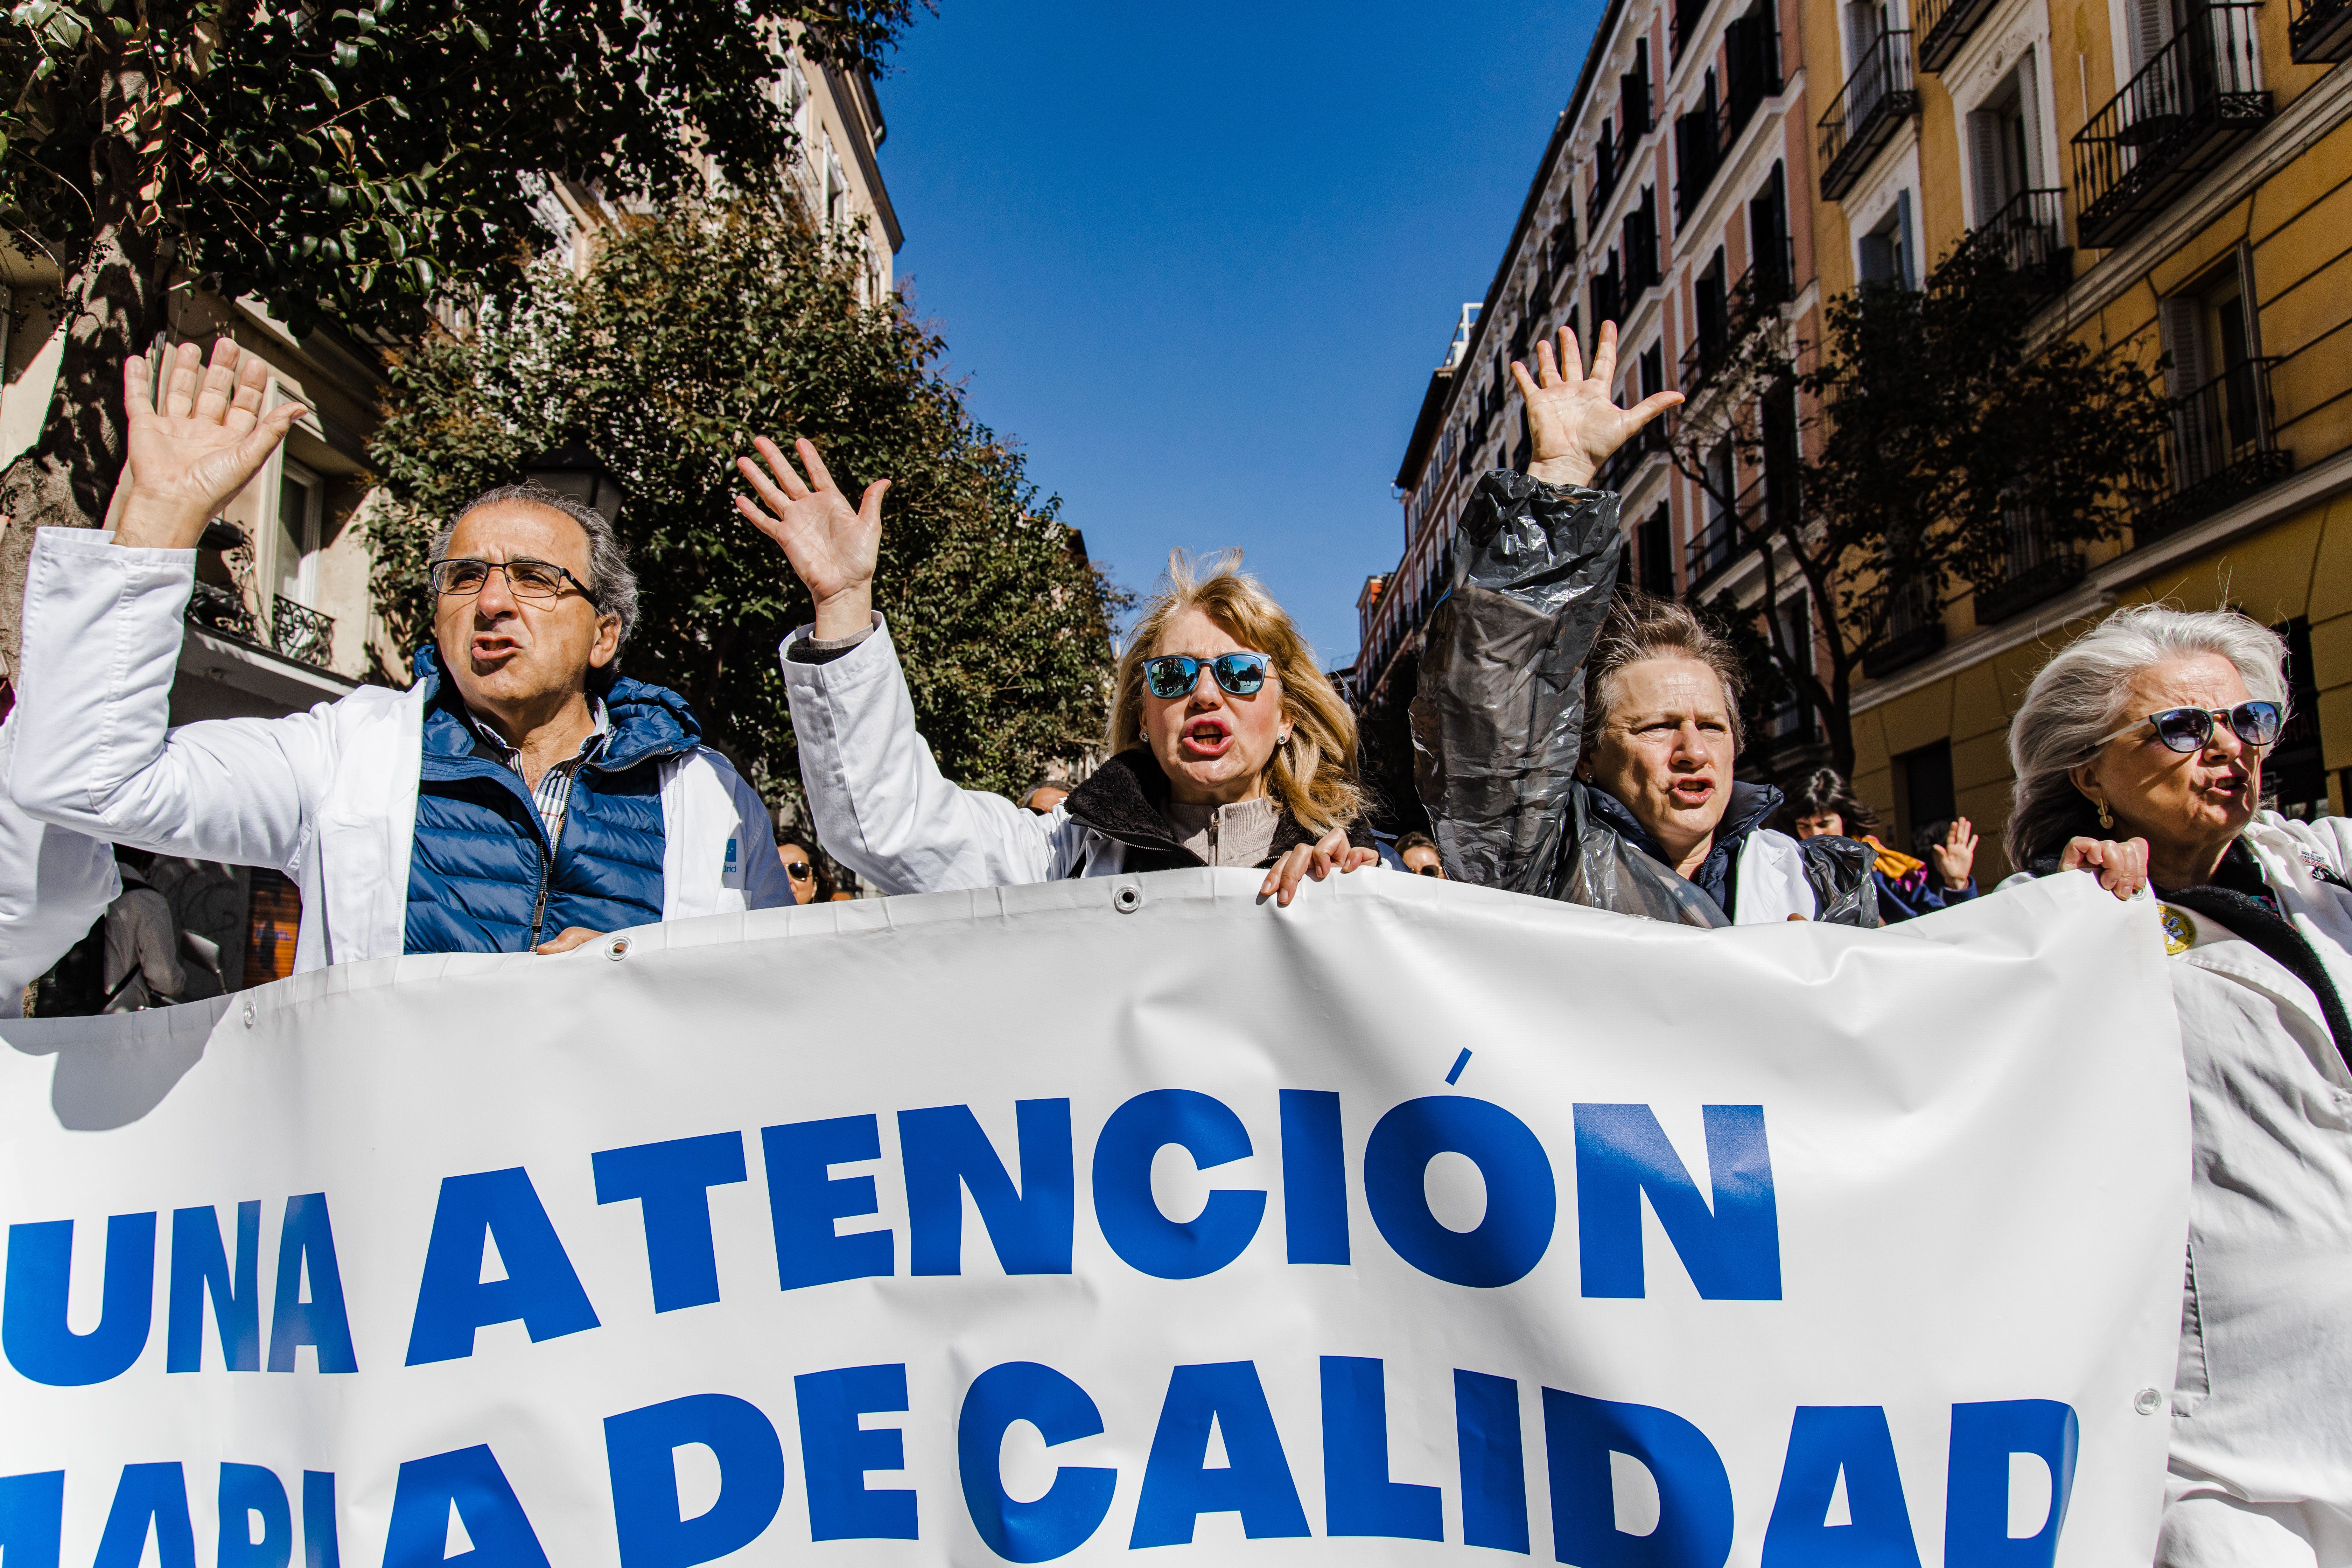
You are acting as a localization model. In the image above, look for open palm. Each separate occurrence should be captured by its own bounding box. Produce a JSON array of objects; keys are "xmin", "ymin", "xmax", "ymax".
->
[
  {"xmin": 734, "ymin": 435, "xmax": 888, "ymax": 608},
  {"xmin": 1514, "ymin": 321, "xmax": 1684, "ymax": 490},
  {"xmin": 115, "ymin": 340, "xmax": 307, "ymax": 549}
]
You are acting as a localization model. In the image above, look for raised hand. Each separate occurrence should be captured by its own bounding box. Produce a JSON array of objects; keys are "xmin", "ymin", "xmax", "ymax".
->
[
  {"xmin": 1513, "ymin": 321, "xmax": 1685, "ymax": 490},
  {"xmin": 735, "ymin": 435, "xmax": 889, "ymax": 641},
  {"xmin": 1931, "ymin": 815, "xmax": 1979, "ymax": 889},
  {"xmin": 114, "ymin": 339, "xmax": 308, "ymax": 550}
]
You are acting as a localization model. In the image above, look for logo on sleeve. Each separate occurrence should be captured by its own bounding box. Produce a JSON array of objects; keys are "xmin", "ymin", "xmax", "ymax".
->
[{"xmin": 724, "ymin": 836, "xmax": 740, "ymax": 878}]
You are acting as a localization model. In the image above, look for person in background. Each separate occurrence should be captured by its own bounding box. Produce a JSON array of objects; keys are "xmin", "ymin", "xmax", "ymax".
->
[
  {"xmin": 737, "ymin": 437, "xmax": 1380, "ymax": 905},
  {"xmin": 99, "ymin": 848, "xmax": 186, "ymax": 1012},
  {"xmin": 775, "ymin": 830, "xmax": 839, "ymax": 905},
  {"xmin": 1396, "ymin": 832, "xmax": 1447, "ymax": 878},
  {"xmin": 2003, "ymin": 603, "xmax": 2345, "ymax": 1563},
  {"xmin": 1021, "ymin": 779, "xmax": 1069, "ymax": 816},
  {"xmin": 7, "ymin": 339, "xmax": 791, "ymax": 973},
  {"xmin": 1787, "ymin": 768, "xmax": 1978, "ymax": 922}
]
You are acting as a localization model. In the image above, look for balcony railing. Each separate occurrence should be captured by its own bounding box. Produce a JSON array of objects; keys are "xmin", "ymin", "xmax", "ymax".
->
[
  {"xmin": 1973, "ymin": 504, "xmax": 2086, "ymax": 623},
  {"xmin": 1676, "ymin": 104, "xmax": 1723, "ymax": 224},
  {"xmin": 2138, "ymin": 357, "xmax": 2291, "ymax": 541},
  {"xmin": 1818, "ymin": 30, "xmax": 1920, "ymax": 200},
  {"xmin": 1671, "ymin": 0, "xmax": 1710, "ymax": 59},
  {"xmin": 1589, "ymin": 143, "xmax": 1620, "ymax": 216},
  {"xmin": 1596, "ymin": 422, "xmax": 1670, "ymax": 493},
  {"xmin": 2072, "ymin": 3, "xmax": 2270, "ymax": 248},
  {"xmin": 1940, "ymin": 188, "xmax": 2073, "ymax": 299},
  {"xmin": 1863, "ymin": 575, "xmax": 1946, "ymax": 677},
  {"xmin": 1916, "ymin": 0, "xmax": 2002, "ymax": 70},
  {"xmin": 1679, "ymin": 242, "xmax": 1797, "ymax": 393},
  {"xmin": 271, "ymin": 600, "xmax": 337, "ymax": 669},
  {"xmin": 2292, "ymin": 0, "xmax": 2352, "ymax": 59},
  {"xmin": 1686, "ymin": 476, "xmax": 1766, "ymax": 587}
]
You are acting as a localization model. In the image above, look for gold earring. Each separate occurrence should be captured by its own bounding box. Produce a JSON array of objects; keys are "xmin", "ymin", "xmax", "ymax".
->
[{"xmin": 2097, "ymin": 800, "xmax": 2114, "ymax": 830}]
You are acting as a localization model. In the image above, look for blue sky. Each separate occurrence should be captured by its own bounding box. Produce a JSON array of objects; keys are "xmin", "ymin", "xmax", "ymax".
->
[{"xmin": 874, "ymin": 1, "xmax": 1601, "ymax": 668}]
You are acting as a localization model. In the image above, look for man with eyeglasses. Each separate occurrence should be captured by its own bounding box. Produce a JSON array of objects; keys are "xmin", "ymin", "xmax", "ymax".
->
[{"xmin": 7, "ymin": 339, "xmax": 791, "ymax": 972}]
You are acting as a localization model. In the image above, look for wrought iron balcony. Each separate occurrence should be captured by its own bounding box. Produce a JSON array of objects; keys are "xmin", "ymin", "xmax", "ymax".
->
[
  {"xmin": 1676, "ymin": 104, "xmax": 1723, "ymax": 224},
  {"xmin": 1818, "ymin": 30, "xmax": 1920, "ymax": 200},
  {"xmin": 1680, "ymin": 243, "xmax": 1796, "ymax": 393},
  {"xmin": 1589, "ymin": 142, "xmax": 1620, "ymax": 216},
  {"xmin": 1973, "ymin": 504, "xmax": 2086, "ymax": 624},
  {"xmin": 1863, "ymin": 576, "xmax": 1945, "ymax": 677},
  {"xmin": 1596, "ymin": 423, "xmax": 1669, "ymax": 493},
  {"xmin": 2138, "ymin": 357, "xmax": 2291, "ymax": 541},
  {"xmin": 2292, "ymin": 0, "xmax": 2352, "ymax": 59},
  {"xmin": 1940, "ymin": 188, "xmax": 2073, "ymax": 299},
  {"xmin": 1671, "ymin": 0, "xmax": 1710, "ymax": 59},
  {"xmin": 1916, "ymin": 0, "xmax": 2001, "ymax": 70},
  {"xmin": 271, "ymin": 599, "xmax": 338, "ymax": 669},
  {"xmin": 2072, "ymin": 4, "xmax": 2270, "ymax": 248},
  {"xmin": 1686, "ymin": 476, "xmax": 1766, "ymax": 587}
]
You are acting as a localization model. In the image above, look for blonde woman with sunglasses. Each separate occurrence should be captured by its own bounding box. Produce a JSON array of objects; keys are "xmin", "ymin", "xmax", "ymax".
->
[
  {"xmin": 737, "ymin": 438, "xmax": 1377, "ymax": 905},
  {"xmin": 2003, "ymin": 604, "xmax": 2352, "ymax": 1564}
]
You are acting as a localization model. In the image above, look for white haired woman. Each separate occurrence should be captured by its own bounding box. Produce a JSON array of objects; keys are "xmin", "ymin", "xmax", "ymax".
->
[
  {"xmin": 733, "ymin": 439, "xmax": 1378, "ymax": 904},
  {"xmin": 2005, "ymin": 603, "xmax": 2352, "ymax": 1563}
]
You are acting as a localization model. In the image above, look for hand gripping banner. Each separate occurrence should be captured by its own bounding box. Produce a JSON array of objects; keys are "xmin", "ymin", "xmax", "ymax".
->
[{"xmin": 0, "ymin": 869, "xmax": 2187, "ymax": 1566}]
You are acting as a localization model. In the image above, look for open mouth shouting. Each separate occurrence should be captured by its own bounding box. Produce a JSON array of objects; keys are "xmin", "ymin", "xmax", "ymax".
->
[
  {"xmin": 1180, "ymin": 715, "xmax": 1236, "ymax": 762},
  {"xmin": 1667, "ymin": 774, "xmax": 1717, "ymax": 808}
]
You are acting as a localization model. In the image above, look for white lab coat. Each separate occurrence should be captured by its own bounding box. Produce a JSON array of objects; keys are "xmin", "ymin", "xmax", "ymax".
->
[
  {"xmin": 2144, "ymin": 813, "xmax": 2352, "ymax": 1565},
  {"xmin": 7, "ymin": 527, "xmax": 791, "ymax": 974},
  {"xmin": 0, "ymin": 718, "xmax": 119, "ymax": 1017},
  {"xmin": 779, "ymin": 617, "xmax": 1138, "ymax": 892},
  {"xmin": 1732, "ymin": 827, "xmax": 1824, "ymax": 923}
]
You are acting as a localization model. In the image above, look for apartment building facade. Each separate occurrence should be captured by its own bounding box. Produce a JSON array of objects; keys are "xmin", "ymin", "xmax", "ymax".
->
[
  {"xmin": 1809, "ymin": 0, "xmax": 2352, "ymax": 868},
  {"xmin": 1362, "ymin": 0, "xmax": 2352, "ymax": 864},
  {"xmin": 1357, "ymin": 0, "xmax": 1828, "ymax": 817}
]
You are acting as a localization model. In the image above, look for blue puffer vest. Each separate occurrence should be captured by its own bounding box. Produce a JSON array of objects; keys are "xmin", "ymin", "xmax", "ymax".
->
[{"xmin": 403, "ymin": 646, "xmax": 706, "ymax": 954}]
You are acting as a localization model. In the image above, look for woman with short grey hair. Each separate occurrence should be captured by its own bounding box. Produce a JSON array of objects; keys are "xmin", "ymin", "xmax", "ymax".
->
[{"xmin": 2006, "ymin": 603, "xmax": 2352, "ymax": 1563}]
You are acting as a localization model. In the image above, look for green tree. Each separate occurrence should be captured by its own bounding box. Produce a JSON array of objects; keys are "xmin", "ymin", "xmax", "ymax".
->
[
  {"xmin": 1666, "ymin": 241, "xmax": 2173, "ymax": 777},
  {"xmin": 368, "ymin": 197, "xmax": 1123, "ymax": 804},
  {"xmin": 0, "ymin": 0, "xmax": 919, "ymax": 655}
]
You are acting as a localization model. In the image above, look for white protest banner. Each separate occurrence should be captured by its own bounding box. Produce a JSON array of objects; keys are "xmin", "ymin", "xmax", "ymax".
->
[{"xmin": 0, "ymin": 868, "xmax": 2186, "ymax": 1566}]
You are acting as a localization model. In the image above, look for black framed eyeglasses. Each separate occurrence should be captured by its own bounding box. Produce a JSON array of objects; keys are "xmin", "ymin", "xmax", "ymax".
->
[
  {"xmin": 783, "ymin": 859, "xmax": 814, "ymax": 882},
  {"xmin": 2099, "ymin": 701, "xmax": 2283, "ymax": 754},
  {"xmin": 429, "ymin": 557, "xmax": 598, "ymax": 605},
  {"xmin": 1142, "ymin": 652, "xmax": 1271, "ymax": 699}
]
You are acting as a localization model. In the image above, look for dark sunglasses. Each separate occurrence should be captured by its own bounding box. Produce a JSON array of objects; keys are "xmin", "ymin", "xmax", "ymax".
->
[
  {"xmin": 2099, "ymin": 701, "xmax": 2283, "ymax": 754},
  {"xmin": 1414, "ymin": 864, "xmax": 1443, "ymax": 877},
  {"xmin": 783, "ymin": 859, "xmax": 814, "ymax": 882},
  {"xmin": 1142, "ymin": 652, "xmax": 1270, "ymax": 699},
  {"xmin": 429, "ymin": 556, "xmax": 599, "ymax": 605}
]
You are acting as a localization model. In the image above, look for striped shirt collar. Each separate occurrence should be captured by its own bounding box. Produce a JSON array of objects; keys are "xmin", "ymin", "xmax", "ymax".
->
[{"xmin": 462, "ymin": 695, "xmax": 611, "ymax": 836}]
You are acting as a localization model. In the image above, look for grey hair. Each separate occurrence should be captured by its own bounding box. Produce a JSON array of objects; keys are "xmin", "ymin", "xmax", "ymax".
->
[
  {"xmin": 430, "ymin": 484, "xmax": 640, "ymax": 652},
  {"xmin": 2004, "ymin": 604, "xmax": 2288, "ymax": 868}
]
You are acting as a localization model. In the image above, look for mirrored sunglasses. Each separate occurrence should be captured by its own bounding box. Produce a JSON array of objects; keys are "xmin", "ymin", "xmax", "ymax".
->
[
  {"xmin": 2103, "ymin": 701, "xmax": 2283, "ymax": 754},
  {"xmin": 1142, "ymin": 652, "xmax": 1270, "ymax": 700}
]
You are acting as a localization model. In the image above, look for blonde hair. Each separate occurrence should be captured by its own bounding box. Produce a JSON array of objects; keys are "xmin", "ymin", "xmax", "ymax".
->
[{"xmin": 1108, "ymin": 550, "xmax": 1368, "ymax": 836}]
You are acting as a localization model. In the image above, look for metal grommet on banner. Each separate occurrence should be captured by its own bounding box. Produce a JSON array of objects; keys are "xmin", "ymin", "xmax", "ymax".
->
[
  {"xmin": 241, "ymin": 1003, "xmax": 255, "ymax": 1030},
  {"xmin": 1111, "ymin": 882, "xmax": 1143, "ymax": 914},
  {"xmin": 2135, "ymin": 1388, "xmax": 2164, "ymax": 1415},
  {"xmin": 606, "ymin": 936, "xmax": 632, "ymax": 961}
]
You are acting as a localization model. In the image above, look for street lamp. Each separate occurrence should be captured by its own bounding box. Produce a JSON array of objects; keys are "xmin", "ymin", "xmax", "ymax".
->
[{"xmin": 522, "ymin": 444, "xmax": 626, "ymax": 525}]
